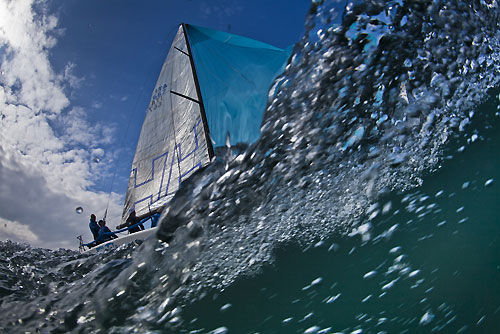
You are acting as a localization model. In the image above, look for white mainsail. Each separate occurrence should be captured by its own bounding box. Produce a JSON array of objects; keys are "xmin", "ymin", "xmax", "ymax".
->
[{"xmin": 122, "ymin": 25, "xmax": 212, "ymax": 221}]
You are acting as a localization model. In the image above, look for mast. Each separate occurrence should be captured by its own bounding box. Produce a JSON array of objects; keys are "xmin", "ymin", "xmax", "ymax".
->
[{"xmin": 182, "ymin": 23, "xmax": 215, "ymax": 159}]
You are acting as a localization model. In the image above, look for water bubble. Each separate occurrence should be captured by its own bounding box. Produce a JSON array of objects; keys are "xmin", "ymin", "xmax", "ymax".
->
[{"xmin": 75, "ymin": 207, "xmax": 83, "ymax": 214}]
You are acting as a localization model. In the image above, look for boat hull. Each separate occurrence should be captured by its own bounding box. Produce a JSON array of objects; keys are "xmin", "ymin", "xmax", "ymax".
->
[{"xmin": 84, "ymin": 227, "xmax": 157, "ymax": 253}]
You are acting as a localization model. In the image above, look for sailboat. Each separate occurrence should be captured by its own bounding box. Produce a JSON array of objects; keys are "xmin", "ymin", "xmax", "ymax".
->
[{"xmin": 81, "ymin": 23, "xmax": 291, "ymax": 252}]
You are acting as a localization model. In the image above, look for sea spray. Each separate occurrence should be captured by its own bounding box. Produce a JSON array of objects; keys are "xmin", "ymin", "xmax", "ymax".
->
[{"xmin": 1, "ymin": 0, "xmax": 500, "ymax": 332}]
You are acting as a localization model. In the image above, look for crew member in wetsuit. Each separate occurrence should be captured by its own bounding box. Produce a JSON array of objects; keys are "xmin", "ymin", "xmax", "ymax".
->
[
  {"xmin": 89, "ymin": 214, "xmax": 100, "ymax": 240},
  {"xmin": 116, "ymin": 210, "xmax": 145, "ymax": 234},
  {"xmin": 96, "ymin": 220, "xmax": 118, "ymax": 244}
]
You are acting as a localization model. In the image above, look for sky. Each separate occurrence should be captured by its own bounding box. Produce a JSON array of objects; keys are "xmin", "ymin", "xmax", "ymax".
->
[{"xmin": 0, "ymin": 0, "xmax": 310, "ymax": 249}]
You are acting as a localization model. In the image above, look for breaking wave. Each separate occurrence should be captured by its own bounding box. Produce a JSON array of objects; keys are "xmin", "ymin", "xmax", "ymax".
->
[{"xmin": 1, "ymin": 0, "xmax": 500, "ymax": 333}]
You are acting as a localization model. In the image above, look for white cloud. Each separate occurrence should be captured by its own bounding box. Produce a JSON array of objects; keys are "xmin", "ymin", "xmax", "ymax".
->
[
  {"xmin": 0, "ymin": 141, "xmax": 123, "ymax": 249},
  {"xmin": 57, "ymin": 107, "xmax": 116, "ymax": 148},
  {"xmin": 0, "ymin": 0, "xmax": 67, "ymax": 114},
  {"xmin": 0, "ymin": 217, "xmax": 39, "ymax": 245},
  {"xmin": 0, "ymin": 0, "xmax": 123, "ymax": 249},
  {"xmin": 62, "ymin": 62, "xmax": 84, "ymax": 90}
]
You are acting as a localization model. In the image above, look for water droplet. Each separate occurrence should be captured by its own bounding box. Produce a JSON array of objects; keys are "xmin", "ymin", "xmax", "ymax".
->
[
  {"xmin": 211, "ymin": 327, "xmax": 228, "ymax": 334},
  {"xmin": 363, "ymin": 271, "xmax": 377, "ymax": 279},
  {"xmin": 75, "ymin": 207, "xmax": 83, "ymax": 214},
  {"xmin": 362, "ymin": 295, "xmax": 372, "ymax": 303},
  {"xmin": 220, "ymin": 303, "xmax": 231, "ymax": 312},
  {"xmin": 314, "ymin": 240, "xmax": 324, "ymax": 248},
  {"xmin": 328, "ymin": 243, "xmax": 339, "ymax": 252},
  {"xmin": 324, "ymin": 293, "xmax": 341, "ymax": 303},
  {"xmin": 93, "ymin": 157, "xmax": 100, "ymax": 163},
  {"xmin": 485, "ymin": 179, "xmax": 494, "ymax": 187},
  {"xmin": 382, "ymin": 201, "xmax": 392, "ymax": 214},
  {"xmin": 368, "ymin": 210, "xmax": 379, "ymax": 220},
  {"xmin": 389, "ymin": 246, "xmax": 402, "ymax": 254},
  {"xmin": 403, "ymin": 58, "xmax": 413, "ymax": 67},
  {"xmin": 382, "ymin": 278, "xmax": 399, "ymax": 290},
  {"xmin": 304, "ymin": 326, "xmax": 320, "ymax": 334},
  {"xmin": 409, "ymin": 270, "xmax": 420, "ymax": 278},
  {"xmin": 311, "ymin": 277, "xmax": 323, "ymax": 286},
  {"xmin": 419, "ymin": 310, "xmax": 435, "ymax": 325}
]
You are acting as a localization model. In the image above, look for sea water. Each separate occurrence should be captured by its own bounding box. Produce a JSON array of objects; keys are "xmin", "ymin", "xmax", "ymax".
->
[{"xmin": 1, "ymin": 1, "xmax": 500, "ymax": 333}]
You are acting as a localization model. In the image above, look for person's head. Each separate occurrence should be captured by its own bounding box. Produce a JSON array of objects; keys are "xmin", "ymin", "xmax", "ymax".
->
[
  {"xmin": 98, "ymin": 220, "xmax": 105, "ymax": 227},
  {"xmin": 90, "ymin": 214, "xmax": 96, "ymax": 221}
]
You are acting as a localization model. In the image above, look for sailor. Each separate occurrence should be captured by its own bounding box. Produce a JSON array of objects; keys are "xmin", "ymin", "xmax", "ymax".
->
[
  {"xmin": 116, "ymin": 210, "xmax": 145, "ymax": 234},
  {"xmin": 89, "ymin": 214, "xmax": 100, "ymax": 240},
  {"xmin": 150, "ymin": 213, "xmax": 161, "ymax": 228},
  {"xmin": 96, "ymin": 220, "xmax": 118, "ymax": 244}
]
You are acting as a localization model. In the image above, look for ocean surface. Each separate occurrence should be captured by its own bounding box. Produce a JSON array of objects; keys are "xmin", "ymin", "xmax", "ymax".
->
[{"xmin": 1, "ymin": 1, "xmax": 500, "ymax": 333}]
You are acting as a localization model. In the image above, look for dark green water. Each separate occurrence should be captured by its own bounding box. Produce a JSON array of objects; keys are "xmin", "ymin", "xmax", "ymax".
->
[
  {"xmin": 180, "ymin": 96, "xmax": 500, "ymax": 333},
  {"xmin": 2, "ymin": 2, "xmax": 500, "ymax": 333}
]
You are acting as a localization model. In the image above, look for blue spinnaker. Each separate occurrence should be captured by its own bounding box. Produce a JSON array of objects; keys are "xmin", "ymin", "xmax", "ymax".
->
[{"xmin": 186, "ymin": 24, "xmax": 291, "ymax": 146}]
